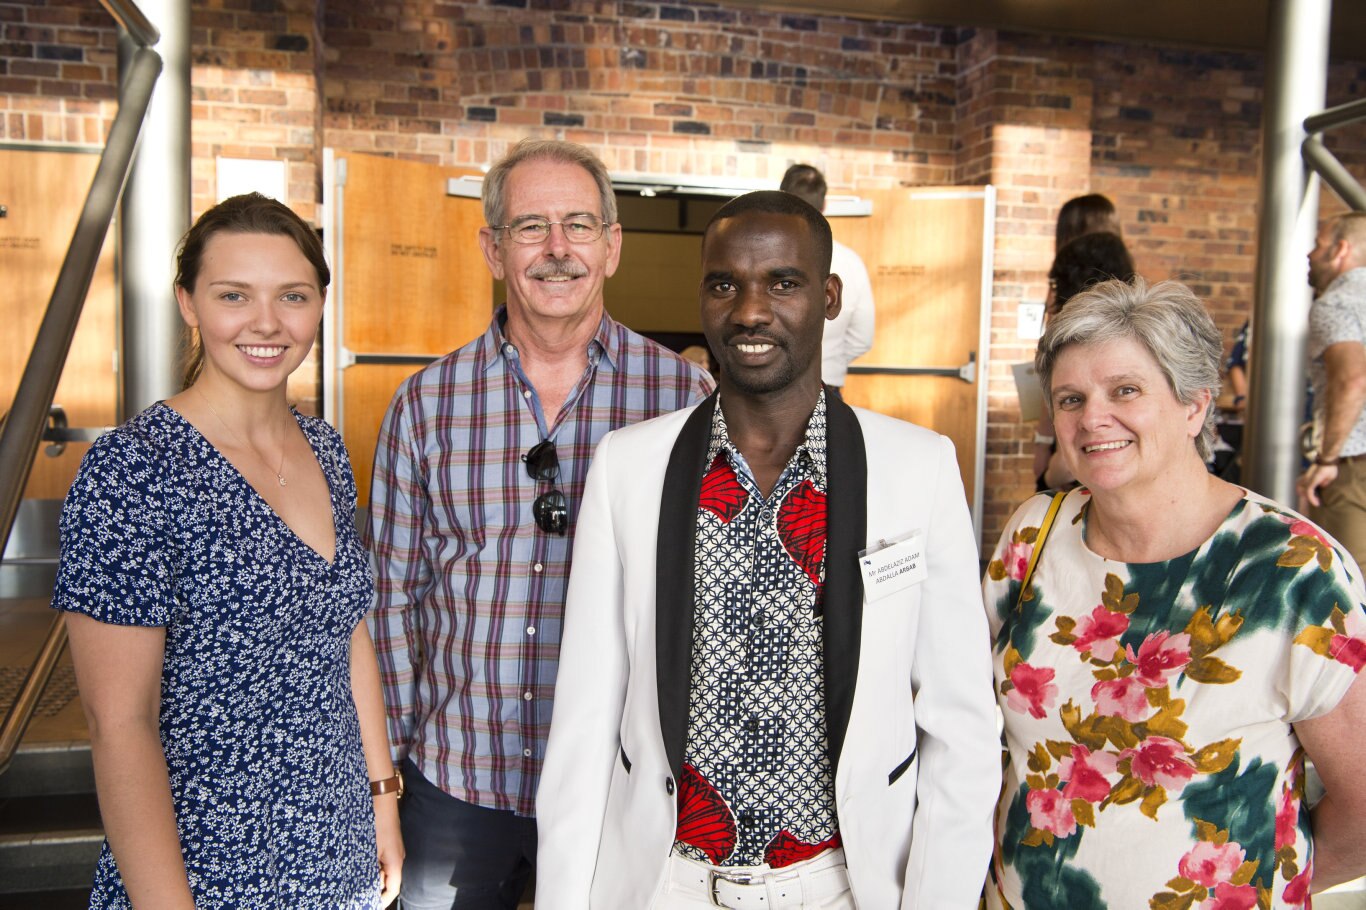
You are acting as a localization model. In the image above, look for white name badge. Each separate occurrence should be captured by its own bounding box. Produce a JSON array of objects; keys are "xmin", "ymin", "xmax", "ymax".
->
[{"xmin": 858, "ymin": 529, "xmax": 928, "ymax": 601}]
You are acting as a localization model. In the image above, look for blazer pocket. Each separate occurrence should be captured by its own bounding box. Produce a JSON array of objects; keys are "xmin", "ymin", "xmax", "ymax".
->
[
  {"xmin": 619, "ymin": 745, "xmax": 632, "ymax": 774},
  {"xmin": 888, "ymin": 746, "xmax": 917, "ymax": 786}
]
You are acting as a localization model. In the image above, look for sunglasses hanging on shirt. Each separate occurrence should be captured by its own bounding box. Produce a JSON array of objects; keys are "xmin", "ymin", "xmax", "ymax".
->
[{"xmin": 524, "ymin": 439, "xmax": 568, "ymax": 535}]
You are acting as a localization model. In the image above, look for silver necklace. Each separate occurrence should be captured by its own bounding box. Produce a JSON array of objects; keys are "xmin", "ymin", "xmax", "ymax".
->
[{"xmin": 195, "ymin": 387, "xmax": 289, "ymax": 486}]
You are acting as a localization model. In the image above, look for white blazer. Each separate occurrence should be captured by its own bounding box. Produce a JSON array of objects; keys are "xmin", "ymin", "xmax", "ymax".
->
[{"xmin": 536, "ymin": 394, "xmax": 998, "ymax": 909}]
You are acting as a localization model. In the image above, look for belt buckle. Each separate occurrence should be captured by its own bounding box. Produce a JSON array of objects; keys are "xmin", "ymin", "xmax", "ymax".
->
[{"xmin": 708, "ymin": 868, "xmax": 755, "ymax": 908}]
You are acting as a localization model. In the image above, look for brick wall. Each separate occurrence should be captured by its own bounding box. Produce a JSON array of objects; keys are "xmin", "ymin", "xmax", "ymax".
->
[
  {"xmin": 190, "ymin": 0, "xmax": 322, "ymax": 221},
  {"xmin": 4, "ymin": 0, "xmax": 1364, "ymax": 545},
  {"xmin": 0, "ymin": 0, "xmax": 116, "ymax": 143},
  {"xmin": 189, "ymin": 0, "xmax": 324, "ymax": 412},
  {"xmin": 320, "ymin": 0, "xmax": 963, "ymax": 189}
]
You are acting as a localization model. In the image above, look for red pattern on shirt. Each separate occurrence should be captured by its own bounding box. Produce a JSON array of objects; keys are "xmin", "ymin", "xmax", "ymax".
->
[
  {"xmin": 675, "ymin": 764, "xmax": 738, "ymax": 864},
  {"xmin": 700, "ymin": 456, "xmax": 747, "ymax": 523},
  {"xmin": 777, "ymin": 478, "xmax": 827, "ymax": 590}
]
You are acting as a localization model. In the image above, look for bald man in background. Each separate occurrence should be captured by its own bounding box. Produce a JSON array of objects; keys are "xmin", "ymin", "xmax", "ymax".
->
[{"xmin": 1299, "ymin": 212, "xmax": 1366, "ymax": 571}]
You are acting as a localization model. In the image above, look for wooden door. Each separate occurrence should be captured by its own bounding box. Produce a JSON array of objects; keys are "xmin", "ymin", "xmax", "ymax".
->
[
  {"xmin": 324, "ymin": 153, "xmax": 493, "ymax": 507},
  {"xmin": 833, "ymin": 188, "xmax": 993, "ymax": 540},
  {"xmin": 0, "ymin": 147, "xmax": 117, "ymax": 501}
]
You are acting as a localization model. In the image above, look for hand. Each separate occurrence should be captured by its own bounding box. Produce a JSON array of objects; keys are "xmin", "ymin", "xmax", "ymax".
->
[
  {"xmin": 374, "ymin": 794, "xmax": 404, "ymax": 906},
  {"xmin": 1297, "ymin": 463, "xmax": 1339, "ymax": 509}
]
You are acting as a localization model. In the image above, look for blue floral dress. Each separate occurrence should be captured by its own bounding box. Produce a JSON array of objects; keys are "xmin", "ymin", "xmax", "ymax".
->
[
  {"xmin": 984, "ymin": 488, "xmax": 1366, "ymax": 910},
  {"xmin": 52, "ymin": 403, "xmax": 381, "ymax": 909}
]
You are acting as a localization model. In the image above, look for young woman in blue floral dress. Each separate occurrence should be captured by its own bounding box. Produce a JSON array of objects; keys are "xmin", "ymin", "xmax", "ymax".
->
[
  {"xmin": 53, "ymin": 194, "xmax": 403, "ymax": 908},
  {"xmin": 985, "ymin": 279, "xmax": 1366, "ymax": 909}
]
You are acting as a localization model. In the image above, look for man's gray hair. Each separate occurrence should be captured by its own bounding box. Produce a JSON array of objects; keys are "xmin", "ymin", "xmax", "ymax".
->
[
  {"xmin": 1035, "ymin": 278, "xmax": 1223, "ymax": 461},
  {"xmin": 482, "ymin": 138, "xmax": 618, "ymax": 230}
]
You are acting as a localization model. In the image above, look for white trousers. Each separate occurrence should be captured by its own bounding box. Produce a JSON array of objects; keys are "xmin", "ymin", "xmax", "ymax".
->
[{"xmin": 655, "ymin": 848, "xmax": 856, "ymax": 910}]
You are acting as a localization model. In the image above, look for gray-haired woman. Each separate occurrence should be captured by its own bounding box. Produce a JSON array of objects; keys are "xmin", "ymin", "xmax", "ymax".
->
[{"xmin": 983, "ymin": 279, "xmax": 1366, "ymax": 908}]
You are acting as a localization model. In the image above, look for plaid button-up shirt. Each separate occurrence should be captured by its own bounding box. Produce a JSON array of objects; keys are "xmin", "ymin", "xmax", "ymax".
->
[{"xmin": 368, "ymin": 308, "xmax": 713, "ymax": 815}]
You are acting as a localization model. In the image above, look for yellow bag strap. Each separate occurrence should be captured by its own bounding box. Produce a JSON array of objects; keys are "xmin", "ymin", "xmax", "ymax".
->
[{"xmin": 1017, "ymin": 491, "xmax": 1067, "ymax": 609}]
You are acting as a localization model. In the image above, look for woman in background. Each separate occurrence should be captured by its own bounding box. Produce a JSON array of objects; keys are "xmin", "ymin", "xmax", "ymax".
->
[
  {"xmin": 986, "ymin": 279, "xmax": 1365, "ymax": 908},
  {"xmin": 1055, "ymin": 193, "xmax": 1122, "ymax": 250},
  {"xmin": 54, "ymin": 193, "xmax": 402, "ymax": 908},
  {"xmin": 1034, "ymin": 230, "xmax": 1136, "ymax": 491}
]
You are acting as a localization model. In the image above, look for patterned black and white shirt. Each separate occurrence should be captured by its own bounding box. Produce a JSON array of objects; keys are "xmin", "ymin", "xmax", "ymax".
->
[{"xmin": 672, "ymin": 392, "xmax": 841, "ymax": 869}]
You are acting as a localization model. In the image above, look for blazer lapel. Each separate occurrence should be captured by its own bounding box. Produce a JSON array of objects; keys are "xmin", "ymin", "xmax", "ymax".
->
[
  {"xmin": 823, "ymin": 392, "xmax": 867, "ymax": 775},
  {"xmin": 656, "ymin": 393, "xmax": 718, "ymax": 780}
]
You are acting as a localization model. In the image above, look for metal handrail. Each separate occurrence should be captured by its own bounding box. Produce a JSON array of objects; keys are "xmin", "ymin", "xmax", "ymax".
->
[
  {"xmin": 99, "ymin": 0, "xmax": 159, "ymax": 48},
  {"xmin": 1304, "ymin": 96, "xmax": 1366, "ymax": 135},
  {"xmin": 1302, "ymin": 97, "xmax": 1366, "ymax": 211},
  {"xmin": 1303, "ymin": 137, "xmax": 1366, "ymax": 211},
  {"xmin": 0, "ymin": 13, "xmax": 162, "ymax": 777},
  {"xmin": 0, "ymin": 614, "xmax": 68, "ymax": 775}
]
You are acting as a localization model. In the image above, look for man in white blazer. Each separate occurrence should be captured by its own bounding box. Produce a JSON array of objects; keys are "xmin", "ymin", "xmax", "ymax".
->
[{"xmin": 537, "ymin": 191, "xmax": 998, "ymax": 908}]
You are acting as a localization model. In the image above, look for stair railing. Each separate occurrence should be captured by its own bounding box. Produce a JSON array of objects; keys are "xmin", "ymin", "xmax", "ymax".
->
[
  {"xmin": 1302, "ymin": 96, "xmax": 1366, "ymax": 211},
  {"xmin": 0, "ymin": 0, "xmax": 162, "ymax": 777}
]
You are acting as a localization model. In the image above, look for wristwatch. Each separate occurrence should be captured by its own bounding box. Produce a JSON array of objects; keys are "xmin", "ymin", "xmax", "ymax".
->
[{"xmin": 370, "ymin": 769, "xmax": 404, "ymax": 798}]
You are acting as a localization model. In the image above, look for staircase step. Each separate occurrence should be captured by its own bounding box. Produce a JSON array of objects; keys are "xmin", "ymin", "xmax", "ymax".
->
[
  {"xmin": 0, "ymin": 746, "xmax": 93, "ymax": 800},
  {"xmin": 0, "ymin": 793, "xmax": 101, "ymax": 839},
  {"xmin": 0, "ymin": 828, "xmax": 101, "ymax": 894},
  {"xmin": 0, "ymin": 743, "xmax": 100, "ymax": 896},
  {"xmin": 0, "ymin": 888, "xmax": 91, "ymax": 909}
]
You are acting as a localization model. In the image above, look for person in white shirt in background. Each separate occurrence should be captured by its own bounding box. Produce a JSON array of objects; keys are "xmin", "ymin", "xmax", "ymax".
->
[{"xmin": 780, "ymin": 164, "xmax": 876, "ymax": 398}]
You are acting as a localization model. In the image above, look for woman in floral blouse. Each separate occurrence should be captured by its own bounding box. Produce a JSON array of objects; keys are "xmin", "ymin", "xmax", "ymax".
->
[{"xmin": 984, "ymin": 279, "xmax": 1366, "ymax": 909}]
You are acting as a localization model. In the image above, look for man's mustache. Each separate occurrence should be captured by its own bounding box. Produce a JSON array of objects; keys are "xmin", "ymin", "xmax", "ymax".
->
[{"xmin": 527, "ymin": 259, "xmax": 589, "ymax": 279}]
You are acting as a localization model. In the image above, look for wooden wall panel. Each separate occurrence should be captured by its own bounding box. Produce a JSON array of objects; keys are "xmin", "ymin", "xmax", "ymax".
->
[
  {"xmin": 836, "ymin": 190, "xmax": 986, "ymax": 510},
  {"xmin": 341, "ymin": 363, "xmax": 427, "ymax": 510},
  {"xmin": 602, "ymin": 231, "xmax": 703, "ymax": 333},
  {"xmin": 333, "ymin": 153, "xmax": 492, "ymax": 507},
  {"xmin": 339, "ymin": 154, "xmax": 492, "ymax": 355},
  {"xmin": 1, "ymin": 147, "xmax": 117, "ymax": 501}
]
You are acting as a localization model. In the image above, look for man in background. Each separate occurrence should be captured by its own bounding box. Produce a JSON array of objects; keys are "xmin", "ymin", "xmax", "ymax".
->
[
  {"xmin": 780, "ymin": 164, "xmax": 876, "ymax": 397},
  {"xmin": 368, "ymin": 138, "xmax": 713, "ymax": 909},
  {"xmin": 1299, "ymin": 211, "xmax": 1366, "ymax": 571}
]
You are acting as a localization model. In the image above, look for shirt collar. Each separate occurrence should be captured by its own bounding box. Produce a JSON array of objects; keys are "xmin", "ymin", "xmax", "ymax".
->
[
  {"xmin": 1326, "ymin": 267, "xmax": 1366, "ymax": 297},
  {"xmin": 483, "ymin": 305, "xmax": 618, "ymax": 372},
  {"xmin": 705, "ymin": 389, "xmax": 829, "ymax": 486}
]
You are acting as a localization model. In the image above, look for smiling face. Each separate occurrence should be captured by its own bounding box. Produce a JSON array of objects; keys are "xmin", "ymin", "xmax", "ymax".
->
[
  {"xmin": 175, "ymin": 231, "xmax": 324, "ymax": 395},
  {"xmin": 1049, "ymin": 335, "xmax": 1209, "ymax": 496},
  {"xmin": 699, "ymin": 211, "xmax": 840, "ymax": 401},
  {"xmin": 478, "ymin": 157, "xmax": 622, "ymax": 328}
]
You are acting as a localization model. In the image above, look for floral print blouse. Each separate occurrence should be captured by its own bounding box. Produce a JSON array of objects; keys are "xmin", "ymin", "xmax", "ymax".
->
[{"xmin": 984, "ymin": 488, "xmax": 1366, "ymax": 910}]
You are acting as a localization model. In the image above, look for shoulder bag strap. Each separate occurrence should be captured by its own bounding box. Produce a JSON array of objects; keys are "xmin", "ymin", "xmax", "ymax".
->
[{"xmin": 1017, "ymin": 491, "xmax": 1067, "ymax": 609}]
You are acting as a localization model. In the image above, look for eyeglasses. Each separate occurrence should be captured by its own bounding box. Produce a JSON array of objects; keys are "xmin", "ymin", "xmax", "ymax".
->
[
  {"xmin": 524, "ymin": 439, "xmax": 568, "ymax": 535},
  {"xmin": 494, "ymin": 214, "xmax": 609, "ymax": 245}
]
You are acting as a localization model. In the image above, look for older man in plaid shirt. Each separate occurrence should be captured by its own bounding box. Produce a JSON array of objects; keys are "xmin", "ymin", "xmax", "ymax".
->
[{"xmin": 368, "ymin": 139, "xmax": 713, "ymax": 909}]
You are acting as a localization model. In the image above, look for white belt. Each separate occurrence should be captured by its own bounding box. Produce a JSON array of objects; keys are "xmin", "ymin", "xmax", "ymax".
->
[{"xmin": 666, "ymin": 848, "xmax": 850, "ymax": 909}]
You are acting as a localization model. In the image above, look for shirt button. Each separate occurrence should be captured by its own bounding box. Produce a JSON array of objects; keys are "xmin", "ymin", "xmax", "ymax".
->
[
  {"xmin": 523, "ymin": 389, "xmax": 532, "ymax": 398},
  {"xmin": 533, "ymin": 563, "xmax": 543, "ymax": 573},
  {"xmin": 526, "ymin": 626, "xmax": 536, "ymax": 636},
  {"xmin": 523, "ymin": 691, "xmax": 533, "ymax": 701},
  {"xmin": 665, "ymin": 777, "xmax": 675, "ymax": 795},
  {"xmin": 760, "ymin": 509, "xmax": 773, "ymax": 524},
  {"xmin": 523, "ymin": 748, "xmax": 533, "ymax": 758}
]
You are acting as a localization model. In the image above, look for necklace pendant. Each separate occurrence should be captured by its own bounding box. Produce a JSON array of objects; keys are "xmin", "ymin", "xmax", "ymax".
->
[{"xmin": 277, "ymin": 475, "xmax": 288, "ymax": 487}]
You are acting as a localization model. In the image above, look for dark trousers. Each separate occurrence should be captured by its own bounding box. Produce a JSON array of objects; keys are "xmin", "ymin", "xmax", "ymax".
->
[{"xmin": 397, "ymin": 758, "xmax": 537, "ymax": 910}]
